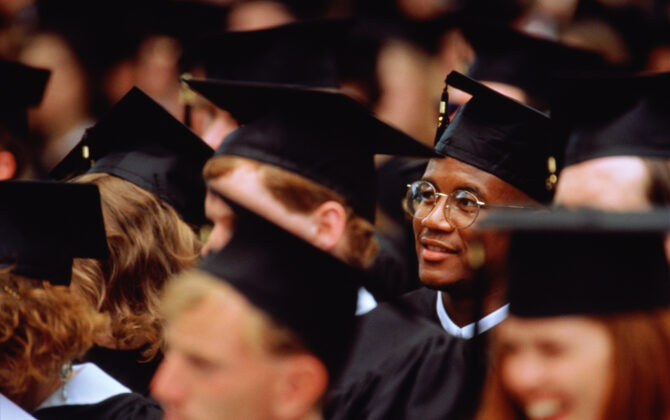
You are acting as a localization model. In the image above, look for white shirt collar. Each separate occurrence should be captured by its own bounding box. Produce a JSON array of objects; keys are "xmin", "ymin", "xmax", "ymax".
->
[
  {"xmin": 1, "ymin": 393, "xmax": 36, "ymax": 419},
  {"xmin": 35, "ymin": 363, "xmax": 130, "ymax": 411},
  {"xmin": 436, "ymin": 292, "xmax": 508, "ymax": 339},
  {"xmin": 356, "ymin": 286, "xmax": 377, "ymax": 315}
]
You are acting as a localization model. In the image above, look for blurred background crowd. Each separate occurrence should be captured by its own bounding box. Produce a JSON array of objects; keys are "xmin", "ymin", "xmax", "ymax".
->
[{"xmin": 3, "ymin": 0, "xmax": 670, "ymax": 180}]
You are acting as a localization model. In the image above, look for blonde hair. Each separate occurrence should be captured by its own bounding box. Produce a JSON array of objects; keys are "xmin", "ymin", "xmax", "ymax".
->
[
  {"xmin": 0, "ymin": 271, "xmax": 107, "ymax": 403},
  {"xmin": 203, "ymin": 155, "xmax": 379, "ymax": 269},
  {"xmin": 71, "ymin": 173, "xmax": 201, "ymax": 360},
  {"xmin": 161, "ymin": 269, "xmax": 305, "ymax": 357}
]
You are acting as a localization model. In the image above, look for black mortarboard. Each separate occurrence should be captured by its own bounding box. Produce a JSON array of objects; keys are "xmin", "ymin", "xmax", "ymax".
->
[
  {"xmin": 462, "ymin": 22, "xmax": 611, "ymax": 110},
  {"xmin": 0, "ymin": 59, "xmax": 50, "ymax": 137},
  {"xmin": 199, "ymin": 192, "xmax": 363, "ymax": 379},
  {"xmin": 185, "ymin": 78, "xmax": 441, "ymax": 222},
  {"xmin": 191, "ymin": 19, "xmax": 353, "ymax": 87},
  {"xmin": 554, "ymin": 72, "xmax": 670, "ymax": 167},
  {"xmin": 50, "ymin": 87, "xmax": 213, "ymax": 226},
  {"xmin": 437, "ymin": 71, "xmax": 559, "ymax": 203},
  {"xmin": 479, "ymin": 208, "xmax": 670, "ymax": 317},
  {"xmin": 0, "ymin": 180, "xmax": 109, "ymax": 285}
]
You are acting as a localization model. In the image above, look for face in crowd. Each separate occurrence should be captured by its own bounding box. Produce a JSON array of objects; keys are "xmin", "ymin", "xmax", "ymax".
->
[{"xmin": 411, "ymin": 156, "xmax": 536, "ymax": 292}]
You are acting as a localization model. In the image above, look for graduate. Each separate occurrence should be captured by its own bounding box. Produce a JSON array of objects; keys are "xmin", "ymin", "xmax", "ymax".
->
[
  {"xmin": 185, "ymin": 77, "xmax": 438, "ymax": 309},
  {"xmin": 185, "ymin": 19, "xmax": 423, "ymax": 301},
  {"xmin": 50, "ymin": 87, "xmax": 213, "ymax": 395},
  {"xmin": 401, "ymin": 71, "xmax": 559, "ymax": 336},
  {"xmin": 476, "ymin": 209, "xmax": 670, "ymax": 420},
  {"xmin": 325, "ymin": 71, "xmax": 559, "ymax": 419},
  {"xmin": 0, "ymin": 181, "xmax": 162, "ymax": 420},
  {"xmin": 553, "ymin": 71, "xmax": 670, "ymax": 210},
  {"xmin": 151, "ymin": 192, "xmax": 365, "ymax": 420}
]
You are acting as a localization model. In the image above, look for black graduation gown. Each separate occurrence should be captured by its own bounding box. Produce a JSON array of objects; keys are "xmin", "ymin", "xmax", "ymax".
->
[
  {"xmin": 373, "ymin": 156, "xmax": 429, "ymax": 298},
  {"xmin": 33, "ymin": 393, "xmax": 162, "ymax": 420},
  {"xmin": 324, "ymin": 301, "xmax": 470, "ymax": 420},
  {"xmin": 400, "ymin": 287, "xmax": 500, "ymax": 419},
  {"xmin": 400, "ymin": 287, "xmax": 442, "ymax": 326},
  {"xmin": 364, "ymin": 233, "xmax": 415, "ymax": 301},
  {"xmin": 80, "ymin": 346, "xmax": 162, "ymax": 396}
]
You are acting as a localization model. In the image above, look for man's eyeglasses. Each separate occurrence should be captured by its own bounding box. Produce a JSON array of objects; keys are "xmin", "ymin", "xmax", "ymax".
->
[{"xmin": 403, "ymin": 180, "xmax": 528, "ymax": 229}]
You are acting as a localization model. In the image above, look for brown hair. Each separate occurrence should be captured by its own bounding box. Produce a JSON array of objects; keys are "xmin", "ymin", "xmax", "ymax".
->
[
  {"xmin": 0, "ymin": 271, "xmax": 107, "ymax": 404},
  {"xmin": 477, "ymin": 310, "xmax": 670, "ymax": 420},
  {"xmin": 203, "ymin": 155, "xmax": 379, "ymax": 269},
  {"xmin": 71, "ymin": 173, "xmax": 201, "ymax": 360}
]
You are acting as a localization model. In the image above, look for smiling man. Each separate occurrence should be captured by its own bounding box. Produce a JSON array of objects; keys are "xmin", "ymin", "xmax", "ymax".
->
[{"xmin": 402, "ymin": 71, "xmax": 558, "ymax": 336}]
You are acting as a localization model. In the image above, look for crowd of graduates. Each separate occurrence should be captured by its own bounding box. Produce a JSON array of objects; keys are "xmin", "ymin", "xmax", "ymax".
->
[{"xmin": 1, "ymin": 0, "xmax": 670, "ymax": 419}]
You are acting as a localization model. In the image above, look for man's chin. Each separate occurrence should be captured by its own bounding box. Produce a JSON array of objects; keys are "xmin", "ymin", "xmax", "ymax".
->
[{"xmin": 419, "ymin": 273, "xmax": 476, "ymax": 299}]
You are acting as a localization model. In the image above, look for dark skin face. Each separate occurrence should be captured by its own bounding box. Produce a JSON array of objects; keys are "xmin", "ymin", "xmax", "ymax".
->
[{"xmin": 413, "ymin": 157, "xmax": 537, "ymax": 297}]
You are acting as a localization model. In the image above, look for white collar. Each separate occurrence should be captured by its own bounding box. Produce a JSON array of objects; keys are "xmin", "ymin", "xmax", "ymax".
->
[
  {"xmin": 1, "ymin": 393, "xmax": 36, "ymax": 419},
  {"xmin": 356, "ymin": 287, "xmax": 377, "ymax": 315},
  {"xmin": 35, "ymin": 363, "xmax": 130, "ymax": 411},
  {"xmin": 436, "ymin": 292, "xmax": 509, "ymax": 339}
]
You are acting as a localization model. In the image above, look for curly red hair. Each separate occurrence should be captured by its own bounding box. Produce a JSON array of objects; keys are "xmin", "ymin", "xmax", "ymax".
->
[{"xmin": 0, "ymin": 272, "xmax": 107, "ymax": 404}]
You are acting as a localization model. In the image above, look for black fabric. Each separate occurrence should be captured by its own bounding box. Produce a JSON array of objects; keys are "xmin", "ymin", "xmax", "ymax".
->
[
  {"xmin": 554, "ymin": 72, "xmax": 670, "ymax": 166},
  {"xmin": 438, "ymin": 71, "xmax": 559, "ymax": 203},
  {"xmin": 0, "ymin": 59, "xmax": 50, "ymax": 108},
  {"xmin": 462, "ymin": 21, "xmax": 611, "ymax": 109},
  {"xmin": 0, "ymin": 181, "xmax": 108, "ymax": 285},
  {"xmin": 193, "ymin": 19, "xmax": 351, "ymax": 87},
  {"xmin": 325, "ymin": 301, "xmax": 474, "ymax": 420},
  {"xmin": 50, "ymin": 87, "xmax": 213, "ymax": 226},
  {"xmin": 374, "ymin": 156, "xmax": 428, "ymax": 297},
  {"xmin": 399, "ymin": 287, "xmax": 442, "ymax": 327},
  {"xmin": 186, "ymin": 79, "xmax": 440, "ymax": 222},
  {"xmin": 0, "ymin": 59, "xmax": 50, "ymax": 138},
  {"xmin": 32, "ymin": 393, "xmax": 162, "ymax": 420},
  {"xmin": 79, "ymin": 347, "xmax": 162, "ymax": 397},
  {"xmin": 480, "ymin": 209, "xmax": 670, "ymax": 317},
  {"xmin": 198, "ymin": 193, "xmax": 364, "ymax": 379},
  {"xmin": 364, "ymin": 232, "xmax": 420, "ymax": 301}
]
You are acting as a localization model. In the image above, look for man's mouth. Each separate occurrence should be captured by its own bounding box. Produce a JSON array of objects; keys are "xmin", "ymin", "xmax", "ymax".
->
[{"xmin": 419, "ymin": 238, "xmax": 459, "ymax": 261}]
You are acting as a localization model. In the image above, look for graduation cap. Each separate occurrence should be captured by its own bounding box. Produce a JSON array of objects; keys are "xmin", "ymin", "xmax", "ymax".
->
[
  {"xmin": 199, "ymin": 192, "xmax": 364, "ymax": 379},
  {"xmin": 185, "ymin": 78, "xmax": 441, "ymax": 222},
  {"xmin": 462, "ymin": 21, "xmax": 611, "ymax": 110},
  {"xmin": 554, "ymin": 72, "xmax": 670, "ymax": 167},
  {"xmin": 0, "ymin": 180, "xmax": 109, "ymax": 285},
  {"xmin": 0, "ymin": 59, "xmax": 50, "ymax": 137},
  {"xmin": 437, "ymin": 71, "xmax": 559, "ymax": 203},
  {"xmin": 479, "ymin": 208, "xmax": 670, "ymax": 317},
  {"xmin": 190, "ymin": 19, "xmax": 354, "ymax": 88},
  {"xmin": 50, "ymin": 87, "xmax": 213, "ymax": 226}
]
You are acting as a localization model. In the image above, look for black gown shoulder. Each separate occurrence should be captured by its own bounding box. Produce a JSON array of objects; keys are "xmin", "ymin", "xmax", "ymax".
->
[
  {"xmin": 325, "ymin": 301, "xmax": 469, "ymax": 420},
  {"xmin": 399, "ymin": 287, "xmax": 441, "ymax": 326},
  {"xmin": 32, "ymin": 393, "xmax": 162, "ymax": 420},
  {"xmin": 80, "ymin": 346, "xmax": 162, "ymax": 396}
]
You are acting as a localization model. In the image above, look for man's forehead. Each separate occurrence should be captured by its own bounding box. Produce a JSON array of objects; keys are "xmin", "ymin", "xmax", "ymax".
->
[
  {"xmin": 165, "ymin": 294, "xmax": 251, "ymax": 358},
  {"xmin": 423, "ymin": 156, "xmax": 535, "ymax": 202}
]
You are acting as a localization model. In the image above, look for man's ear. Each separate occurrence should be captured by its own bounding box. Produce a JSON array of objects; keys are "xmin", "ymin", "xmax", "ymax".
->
[
  {"xmin": 310, "ymin": 200, "xmax": 347, "ymax": 252},
  {"xmin": 270, "ymin": 354, "xmax": 329, "ymax": 420},
  {"xmin": 0, "ymin": 150, "xmax": 17, "ymax": 180}
]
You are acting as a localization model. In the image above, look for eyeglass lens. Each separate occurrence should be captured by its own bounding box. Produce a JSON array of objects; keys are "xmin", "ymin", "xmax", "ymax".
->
[{"xmin": 406, "ymin": 181, "xmax": 480, "ymax": 229}]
